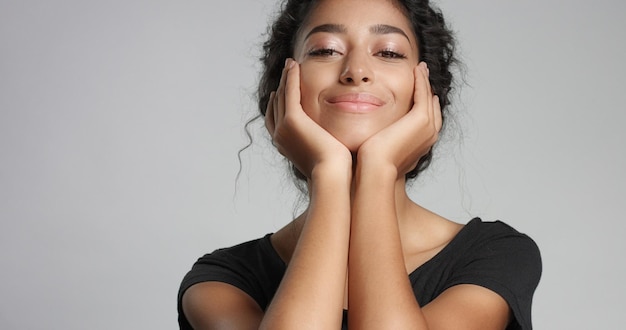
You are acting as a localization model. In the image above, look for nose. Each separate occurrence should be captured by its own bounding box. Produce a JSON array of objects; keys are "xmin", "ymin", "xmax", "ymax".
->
[{"xmin": 339, "ymin": 52, "xmax": 373, "ymax": 85}]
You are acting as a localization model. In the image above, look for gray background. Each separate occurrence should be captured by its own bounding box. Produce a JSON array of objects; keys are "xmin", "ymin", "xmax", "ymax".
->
[{"xmin": 1, "ymin": 0, "xmax": 624, "ymax": 329}]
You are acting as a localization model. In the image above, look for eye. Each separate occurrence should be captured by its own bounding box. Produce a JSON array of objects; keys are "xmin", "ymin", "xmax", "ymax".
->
[
  {"xmin": 376, "ymin": 49, "xmax": 407, "ymax": 59},
  {"xmin": 307, "ymin": 48, "xmax": 341, "ymax": 57}
]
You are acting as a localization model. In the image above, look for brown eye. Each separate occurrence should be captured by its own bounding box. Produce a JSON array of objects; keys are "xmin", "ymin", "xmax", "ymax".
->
[{"xmin": 376, "ymin": 49, "xmax": 407, "ymax": 59}]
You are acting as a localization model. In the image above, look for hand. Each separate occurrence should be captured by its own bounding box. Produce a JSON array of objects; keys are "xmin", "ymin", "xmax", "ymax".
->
[
  {"xmin": 265, "ymin": 59, "xmax": 352, "ymax": 179},
  {"xmin": 357, "ymin": 62, "xmax": 442, "ymax": 178}
]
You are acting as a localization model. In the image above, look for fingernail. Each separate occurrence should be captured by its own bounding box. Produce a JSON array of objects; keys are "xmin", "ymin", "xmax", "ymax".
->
[{"xmin": 285, "ymin": 58, "xmax": 294, "ymax": 69}]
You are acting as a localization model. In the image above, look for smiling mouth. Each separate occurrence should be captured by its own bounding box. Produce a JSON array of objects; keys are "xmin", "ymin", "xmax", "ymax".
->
[{"xmin": 326, "ymin": 93, "xmax": 385, "ymax": 113}]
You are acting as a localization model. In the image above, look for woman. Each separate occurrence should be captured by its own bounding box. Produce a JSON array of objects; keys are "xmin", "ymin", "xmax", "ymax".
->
[{"xmin": 178, "ymin": 0, "xmax": 542, "ymax": 329}]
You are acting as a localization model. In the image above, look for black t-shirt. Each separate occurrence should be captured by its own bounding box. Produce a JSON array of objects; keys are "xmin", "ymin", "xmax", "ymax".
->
[{"xmin": 178, "ymin": 218, "xmax": 542, "ymax": 329}]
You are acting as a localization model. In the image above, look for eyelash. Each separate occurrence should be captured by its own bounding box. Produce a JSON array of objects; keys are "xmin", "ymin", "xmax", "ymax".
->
[
  {"xmin": 307, "ymin": 48, "xmax": 341, "ymax": 57},
  {"xmin": 376, "ymin": 49, "xmax": 407, "ymax": 59},
  {"xmin": 307, "ymin": 47, "xmax": 407, "ymax": 59}
]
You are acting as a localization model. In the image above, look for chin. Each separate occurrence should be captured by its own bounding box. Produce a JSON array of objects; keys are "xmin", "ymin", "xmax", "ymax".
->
[
  {"xmin": 319, "ymin": 117, "xmax": 389, "ymax": 153},
  {"xmin": 344, "ymin": 142, "xmax": 362, "ymax": 154},
  {"xmin": 334, "ymin": 132, "xmax": 372, "ymax": 153}
]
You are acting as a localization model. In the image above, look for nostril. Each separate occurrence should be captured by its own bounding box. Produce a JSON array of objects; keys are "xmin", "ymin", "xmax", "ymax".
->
[{"xmin": 342, "ymin": 75, "xmax": 370, "ymax": 84}]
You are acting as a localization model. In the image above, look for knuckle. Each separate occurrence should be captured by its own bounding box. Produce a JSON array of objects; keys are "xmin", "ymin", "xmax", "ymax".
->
[
  {"xmin": 430, "ymin": 131, "xmax": 439, "ymax": 144},
  {"xmin": 275, "ymin": 145, "xmax": 286, "ymax": 156},
  {"xmin": 282, "ymin": 112, "xmax": 299, "ymax": 127}
]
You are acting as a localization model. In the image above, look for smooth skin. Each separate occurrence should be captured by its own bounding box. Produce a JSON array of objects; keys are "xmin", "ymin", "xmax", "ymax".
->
[{"xmin": 183, "ymin": 0, "xmax": 511, "ymax": 329}]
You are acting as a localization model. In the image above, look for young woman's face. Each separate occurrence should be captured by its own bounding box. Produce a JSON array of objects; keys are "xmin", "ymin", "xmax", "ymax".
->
[{"xmin": 294, "ymin": 0, "xmax": 419, "ymax": 152}]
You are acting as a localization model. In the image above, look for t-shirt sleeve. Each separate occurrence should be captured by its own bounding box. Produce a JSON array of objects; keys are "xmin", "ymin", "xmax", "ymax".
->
[
  {"xmin": 177, "ymin": 236, "xmax": 285, "ymax": 329},
  {"xmin": 445, "ymin": 227, "xmax": 542, "ymax": 330},
  {"xmin": 179, "ymin": 250, "xmax": 257, "ymax": 299},
  {"xmin": 177, "ymin": 250, "xmax": 259, "ymax": 329}
]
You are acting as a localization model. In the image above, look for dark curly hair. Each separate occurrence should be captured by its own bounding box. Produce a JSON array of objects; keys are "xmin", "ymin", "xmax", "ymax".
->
[{"xmin": 257, "ymin": 0, "xmax": 458, "ymax": 181}]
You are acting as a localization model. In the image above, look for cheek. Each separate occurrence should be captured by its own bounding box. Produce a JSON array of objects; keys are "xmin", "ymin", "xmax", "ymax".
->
[
  {"xmin": 298, "ymin": 63, "xmax": 333, "ymax": 114},
  {"xmin": 392, "ymin": 71, "xmax": 416, "ymax": 112},
  {"xmin": 299, "ymin": 68, "xmax": 316, "ymax": 112}
]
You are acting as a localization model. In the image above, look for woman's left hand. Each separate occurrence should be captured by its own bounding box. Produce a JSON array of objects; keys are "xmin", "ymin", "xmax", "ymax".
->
[{"xmin": 357, "ymin": 62, "xmax": 442, "ymax": 178}]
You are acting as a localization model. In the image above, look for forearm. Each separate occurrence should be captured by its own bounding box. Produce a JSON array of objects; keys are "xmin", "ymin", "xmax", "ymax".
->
[
  {"xmin": 348, "ymin": 163, "xmax": 427, "ymax": 329},
  {"xmin": 261, "ymin": 164, "xmax": 352, "ymax": 329}
]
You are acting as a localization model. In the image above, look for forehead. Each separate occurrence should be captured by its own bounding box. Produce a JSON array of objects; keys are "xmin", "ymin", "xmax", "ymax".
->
[{"xmin": 299, "ymin": 0, "xmax": 414, "ymax": 39}]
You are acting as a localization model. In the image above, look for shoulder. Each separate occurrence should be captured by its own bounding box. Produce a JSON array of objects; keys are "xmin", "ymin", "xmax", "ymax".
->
[
  {"xmin": 182, "ymin": 281, "xmax": 264, "ymax": 330},
  {"xmin": 180, "ymin": 234, "xmax": 285, "ymax": 303},
  {"xmin": 178, "ymin": 235, "xmax": 286, "ymax": 328},
  {"xmin": 449, "ymin": 218, "xmax": 542, "ymax": 329},
  {"xmin": 452, "ymin": 218, "xmax": 542, "ymax": 288},
  {"xmin": 458, "ymin": 218, "xmax": 541, "ymax": 263}
]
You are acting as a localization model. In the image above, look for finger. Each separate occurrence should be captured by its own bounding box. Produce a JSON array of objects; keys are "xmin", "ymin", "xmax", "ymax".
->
[
  {"xmin": 416, "ymin": 63, "xmax": 440, "ymax": 134},
  {"xmin": 424, "ymin": 62, "xmax": 432, "ymax": 97},
  {"xmin": 404, "ymin": 63, "xmax": 431, "ymax": 133},
  {"xmin": 273, "ymin": 80, "xmax": 280, "ymax": 127},
  {"xmin": 433, "ymin": 95, "xmax": 442, "ymax": 133},
  {"xmin": 413, "ymin": 63, "xmax": 430, "ymax": 112},
  {"xmin": 420, "ymin": 63, "xmax": 437, "ymax": 130},
  {"xmin": 276, "ymin": 59, "xmax": 290, "ymax": 122},
  {"xmin": 265, "ymin": 91, "xmax": 276, "ymax": 134},
  {"xmin": 284, "ymin": 59, "xmax": 301, "ymax": 116},
  {"xmin": 423, "ymin": 62, "xmax": 434, "ymax": 111},
  {"xmin": 424, "ymin": 63, "xmax": 433, "ymax": 110}
]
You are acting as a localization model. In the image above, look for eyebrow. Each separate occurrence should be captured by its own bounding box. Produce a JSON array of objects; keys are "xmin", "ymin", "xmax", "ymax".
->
[
  {"xmin": 303, "ymin": 23, "xmax": 412, "ymax": 44},
  {"xmin": 370, "ymin": 24, "xmax": 411, "ymax": 43},
  {"xmin": 303, "ymin": 24, "xmax": 347, "ymax": 41}
]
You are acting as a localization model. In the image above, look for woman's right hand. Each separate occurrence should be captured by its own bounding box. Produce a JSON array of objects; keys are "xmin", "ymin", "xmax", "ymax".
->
[{"xmin": 265, "ymin": 58, "xmax": 352, "ymax": 179}]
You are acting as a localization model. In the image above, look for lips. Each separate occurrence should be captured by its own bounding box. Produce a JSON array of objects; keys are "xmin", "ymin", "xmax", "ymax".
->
[{"xmin": 325, "ymin": 93, "xmax": 385, "ymax": 113}]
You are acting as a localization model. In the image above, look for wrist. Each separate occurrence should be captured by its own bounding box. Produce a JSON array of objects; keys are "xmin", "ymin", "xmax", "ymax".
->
[
  {"xmin": 310, "ymin": 160, "xmax": 353, "ymax": 187},
  {"xmin": 355, "ymin": 148, "xmax": 398, "ymax": 182},
  {"xmin": 355, "ymin": 161, "xmax": 398, "ymax": 188}
]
